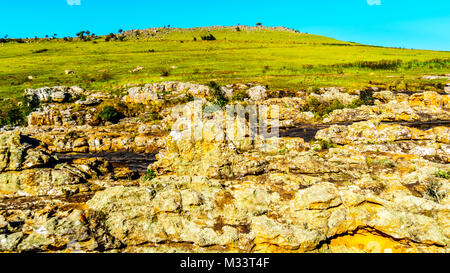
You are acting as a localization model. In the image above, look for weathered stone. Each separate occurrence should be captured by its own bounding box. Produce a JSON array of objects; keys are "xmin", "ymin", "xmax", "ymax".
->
[
  {"xmin": 248, "ymin": 85, "xmax": 267, "ymax": 101},
  {"xmin": 26, "ymin": 86, "xmax": 83, "ymax": 103}
]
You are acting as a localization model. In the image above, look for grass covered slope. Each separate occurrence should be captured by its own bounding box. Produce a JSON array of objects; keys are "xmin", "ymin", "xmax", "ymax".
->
[{"xmin": 0, "ymin": 25, "xmax": 449, "ymax": 99}]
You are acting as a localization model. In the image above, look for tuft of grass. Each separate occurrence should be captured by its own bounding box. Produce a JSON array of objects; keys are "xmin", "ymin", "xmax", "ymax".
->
[
  {"xmin": 426, "ymin": 181, "xmax": 443, "ymax": 203},
  {"xmin": 434, "ymin": 170, "xmax": 450, "ymax": 179},
  {"xmin": 315, "ymin": 139, "xmax": 337, "ymax": 151},
  {"xmin": 143, "ymin": 168, "xmax": 156, "ymax": 181}
]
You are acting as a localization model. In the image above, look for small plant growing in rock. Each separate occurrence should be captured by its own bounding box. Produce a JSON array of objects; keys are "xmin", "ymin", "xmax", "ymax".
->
[
  {"xmin": 434, "ymin": 170, "xmax": 450, "ymax": 179},
  {"xmin": 301, "ymin": 97, "xmax": 344, "ymax": 119},
  {"xmin": 426, "ymin": 181, "xmax": 444, "ymax": 203},
  {"xmin": 143, "ymin": 169, "xmax": 156, "ymax": 181},
  {"xmin": 346, "ymin": 98, "xmax": 364, "ymax": 109},
  {"xmin": 64, "ymin": 131, "xmax": 80, "ymax": 141},
  {"xmin": 319, "ymin": 139, "xmax": 337, "ymax": 150},
  {"xmin": 360, "ymin": 89, "xmax": 375, "ymax": 105},
  {"xmin": 232, "ymin": 89, "xmax": 250, "ymax": 101},
  {"xmin": 208, "ymin": 81, "xmax": 228, "ymax": 107},
  {"xmin": 97, "ymin": 106, "xmax": 121, "ymax": 123}
]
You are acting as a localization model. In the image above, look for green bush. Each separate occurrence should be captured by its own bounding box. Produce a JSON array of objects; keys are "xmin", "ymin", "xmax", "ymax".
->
[
  {"xmin": 232, "ymin": 89, "xmax": 250, "ymax": 101},
  {"xmin": 158, "ymin": 68, "xmax": 170, "ymax": 77},
  {"xmin": 316, "ymin": 139, "xmax": 337, "ymax": 150},
  {"xmin": 32, "ymin": 48, "xmax": 49, "ymax": 54},
  {"xmin": 143, "ymin": 169, "xmax": 156, "ymax": 181},
  {"xmin": 360, "ymin": 90, "xmax": 374, "ymax": 105},
  {"xmin": 201, "ymin": 34, "xmax": 216, "ymax": 41},
  {"xmin": 208, "ymin": 81, "xmax": 228, "ymax": 107},
  {"xmin": 97, "ymin": 106, "xmax": 121, "ymax": 123},
  {"xmin": 301, "ymin": 97, "xmax": 344, "ymax": 119},
  {"xmin": 347, "ymin": 98, "xmax": 365, "ymax": 109},
  {"xmin": 0, "ymin": 95, "xmax": 39, "ymax": 127}
]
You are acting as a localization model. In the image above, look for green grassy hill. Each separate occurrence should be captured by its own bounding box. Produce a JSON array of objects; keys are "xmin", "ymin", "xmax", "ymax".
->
[{"xmin": 0, "ymin": 26, "xmax": 449, "ymax": 99}]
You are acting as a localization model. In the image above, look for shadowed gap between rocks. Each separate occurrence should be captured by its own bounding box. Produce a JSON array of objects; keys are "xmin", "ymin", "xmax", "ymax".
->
[{"xmin": 55, "ymin": 152, "xmax": 157, "ymax": 174}]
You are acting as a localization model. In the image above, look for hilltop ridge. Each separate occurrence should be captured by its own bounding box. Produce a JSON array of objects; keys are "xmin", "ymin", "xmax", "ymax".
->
[{"xmin": 0, "ymin": 25, "xmax": 448, "ymax": 99}]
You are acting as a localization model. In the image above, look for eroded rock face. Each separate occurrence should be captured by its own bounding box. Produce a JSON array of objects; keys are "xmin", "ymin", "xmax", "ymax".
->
[
  {"xmin": 1, "ymin": 81, "xmax": 449, "ymax": 253},
  {"xmin": 316, "ymin": 121, "xmax": 450, "ymax": 163},
  {"xmin": 324, "ymin": 92, "xmax": 450, "ymax": 123},
  {"xmin": 311, "ymin": 87, "xmax": 358, "ymax": 105},
  {"xmin": 122, "ymin": 82, "xmax": 210, "ymax": 104},
  {"xmin": 28, "ymin": 105, "xmax": 99, "ymax": 127},
  {"xmin": 316, "ymin": 121, "xmax": 449, "ymax": 145},
  {"xmin": 248, "ymin": 85, "xmax": 268, "ymax": 101},
  {"xmin": 0, "ymin": 132, "xmax": 112, "ymax": 196},
  {"xmin": 26, "ymin": 86, "xmax": 84, "ymax": 103},
  {"xmin": 83, "ymin": 133, "xmax": 450, "ymax": 253},
  {"xmin": 0, "ymin": 132, "xmax": 51, "ymax": 172}
]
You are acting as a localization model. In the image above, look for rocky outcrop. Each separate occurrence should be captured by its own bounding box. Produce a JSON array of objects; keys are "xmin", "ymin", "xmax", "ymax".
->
[
  {"xmin": 316, "ymin": 121, "xmax": 450, "ymax": 163},
  {"xmin": 1, "ymin": 81, "xmax": 449, "ymax": 253},
  {"xmin": 248, "ymin": 85, "xmax": 268, "ymax": 101},
  {"xmin": 82, "ymin": 132, "xmax": 450, "ymax": 253},
  {"xmin": 0, "ymin": 132, "xmax": 102, "ymax": 196},
  {"xmin": 28, "ymin": 105, "xmax": 100, "ymax": 127},
  {"xmin": 122, "ymin": 82, "xmax": 210, "ymax": 104},
  {"xmin": 324, "ymin": 92, "xmax": 450, "ymax": 123},
  {"xmin": 26, "ymin": 86, "xmax": 84, "ymax": 103},
  {"xmin": 20, "ymin": 124, "xmax": 167, "ymax": 154},
  {"xmin": 311, "ymin": 87, "xmax": 358, "ymax": 105},
  {"xmin": 316, "ymin": 121, "xmax": 450, "ymax": 145}
]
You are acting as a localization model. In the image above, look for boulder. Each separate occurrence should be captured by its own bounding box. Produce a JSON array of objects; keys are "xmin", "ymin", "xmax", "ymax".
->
[{"xmin": 248, "ymin": 85, "xmax": 267, "ymax": 101}]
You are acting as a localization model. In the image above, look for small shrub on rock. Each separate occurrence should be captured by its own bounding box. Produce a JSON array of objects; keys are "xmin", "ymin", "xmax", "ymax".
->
[
  {"xmin": 143, "ymin": 169, "xmax": 156, "ymax": 181},
  {"xmin": 360, "ymin": 89, "xmax": 375, "ymax": 105},
  {"xmin": 435, "ymin": 170, "xmax": 450, "ymax": 179},
  {"xmin": 97, "ymin": 106, "xmax": 121, "ymax": 123},
  {"xmin": 301, "ymin": 97, "xmax": 344, "ymax": 119},
  {"xmin": 232, "ymin": 89, "xmax": 250, "ymax": 101},
  {"xmin": 208, "ymin": 81, "xmax": 228, "ymax": 107}
]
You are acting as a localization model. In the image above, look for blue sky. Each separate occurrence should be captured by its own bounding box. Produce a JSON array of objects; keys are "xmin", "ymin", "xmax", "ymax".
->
[{"xmin": 1, "ymin": 0, "xmax": 449, "ymax": 51}]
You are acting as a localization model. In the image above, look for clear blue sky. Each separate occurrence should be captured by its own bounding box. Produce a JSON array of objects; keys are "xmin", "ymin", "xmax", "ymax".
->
[{"xmin": 1, "ymin": 0, "xmax": 449, "ymax": 51}]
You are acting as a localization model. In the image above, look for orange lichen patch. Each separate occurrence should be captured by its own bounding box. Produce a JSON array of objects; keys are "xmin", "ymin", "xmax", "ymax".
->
[
  {"xmin": 0, "ymin": 189, "xmax": 16, "ymax": 195},
  {"xmin": 328, "ymin": 229, "xmax": 412, "ymax": 253},
  {"xmin": 395, "ymin": 160, "xmax": 418, "ymax": 175},
  {"xmin": 442, "ymin": 95, "xmax": 450, "ymax": 110},
  {"xmin": 409, "ymin": 92, "xmax": 443, "ymax": 108},
  {"xmin": 383, "ymin": 184, "xmax": 420, "ymax": 197},
  {"xmin": 392, "ymin": 153, "xmax": 420, "ymax": 162},
  {"xmin": 215, "ymin": 191, "xmax": 234, "ymax": 209}
]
